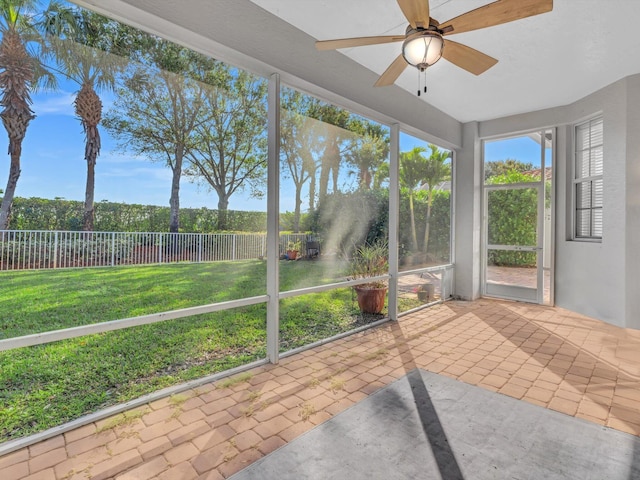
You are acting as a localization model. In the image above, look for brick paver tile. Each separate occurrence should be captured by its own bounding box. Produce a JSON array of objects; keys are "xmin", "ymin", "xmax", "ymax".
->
[
  {"xmin": 216, "ymin": 448, "xmax": 263, "ymax": 478},
  {"xmin": 192, "ymin": 446, "xmax": 239, "ymax": 475},
  {"xmin": 0, "ymin": 449, "xmax": 28, "ymax": 469},
  {"xmin": 107, "ymin": 435, "xmax": 144, "ymax": 456},
  {"xmin": 253, "ymin": 402, "xmax": 288, "ymax": 423},
  {"xmin": 66, "ymin": 431, "xmax": 116, "ymax": 457},
  {"xmin": 164, "ymin": 442, "xmax": 199, "ymax": 466},
  {"xmin": 205, "ymin": 410, "xmax": 235, "ymax": 428},
  {"xmin": 64, "ymin": 423, "xmax": 97, "ymax": 443},
  {"xmin": 228, "ymin": 415, "xmax": 260, "ymax": 435},
  {"xmin": 28, "ymin": 436, "xmax": 65, "ymax": 458},
  {"xmin": 142, "ymin": 406, "xmax": 175, "ymax": 426},
  {"xmin": 23, "ymin": 468, "xmax": 56, "ymax": 480},
  {"xmin": 499, "ymin": 382, "xmax": 528, "ymax": 399},
  {"xmin": 192, "ymin": 425, "xmax": 236, "ymax": 451},
  {"xmin": 116, "ymin": 456, "xmax": 169, "ymax": 480},
  {"xmin": 548, "ymin": 397, "xmax": 579, "ymax": 416},
  {"xmin": 159, "ymin": 461, "xmax": 199, "ymax": 480},
  {"xmin": 138, "ymin": 418, "xmax": 182, "ymax": 443},
  {"xmin": 257, "ymin": 435, "xmax": 287, "ymax": 455},
  {"xmin": 197, "ymin": 468, "xmax": 225, "ymax": 480},
  {"xmin": 28, "ymin": 447, "xmax": 68, "ymax": 474},
  {"xmin": 577, "ymin": 399, "xmax": 610, "ymax": 421},
  {"xmin": 279, "ymin": 421, "xmax": 314, "ymax": 442},
  {"xmin": 88, "ymin": 450, "xmax": 142, "ymax": 480},
  {"xmin": 167, "ymin": 420, "xmax": 210, "ymax": 446},
  {"xmin": 606, "ymin": 418, "xmax": 640, "ymax": 436},
  {"xmin": 481, "ymin": 374, "xmax": 509, "ymax": 389},
  {"xmin": 232, "ymin": 430, "xmax": 262, "ymax": 452},
  {"xmin": 54, "ymin": 447, "xmax": 112, "ymax": 478},
  {"xmin": 132, "ymin": 433, "xmax": 169, "ymax": 459},
  {"xmin": 4, "ymin": 462, "xmax": 29, "ymax": 480},
  {"xmin": 253, "ymin": 415, "xmax": 294, "ymax": 439},
  {"xmin": 200, "ymin": 396, "xmax": 236, "ymax": 416},
  {"xmin": 182, "ymin": 396, "xmax": 206, "ymax": 411}
]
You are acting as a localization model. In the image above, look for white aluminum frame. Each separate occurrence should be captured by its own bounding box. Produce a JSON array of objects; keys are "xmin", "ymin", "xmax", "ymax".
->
[
  {"xmin": 481, "ymin": 129, "xmax": 554, "ymax": 305},
  {"xmin": 571, "ymin": 116, "xmax": 604, "ymax": 242}
]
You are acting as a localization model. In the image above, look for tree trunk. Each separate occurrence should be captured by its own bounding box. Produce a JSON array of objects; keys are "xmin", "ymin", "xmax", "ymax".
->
[
  {"xmin": 423, "ymin": 190, "xmax": 434, "ymax": 254},
  {"xmin": 83, "ymin": 155, "xmax": 96, "ymax": 231},
  {"xmin": 0, "ymin": 152, "xmax": 21, "ymax": 229},
  {"xmin": 318, "ymin": 151, "xmax": 330, "ymax": 205},
  {"xmin": 217, "ymin": 195, "xmax": 229, "ymax": 231},
  {"xmin": 76, "ymin": 84, "xmax": 102, "ymax": 232},
  {"xmin": 169, "ymin": 150, "xmax": 183, "ymax": 233},
  {"xmin": 294, "ymin": 184, "xmax": 302, "ymax": 233},
  {"xmin": 409, "ymin": 193, "xmax": 418, "ymax": 252},
  {"xmin": 308, "ymin": 172, "xmax": 316, "ymax": 212}
]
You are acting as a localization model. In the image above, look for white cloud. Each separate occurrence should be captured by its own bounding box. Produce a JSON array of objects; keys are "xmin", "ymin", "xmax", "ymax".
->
[
  {"xmin": 100, "ymin": 165, "xmax": 173, "ymax": 182},
  {"xmin": 100, "ymin": 151, "xmax": 148, "ymax": 165},
  {"xmin": 32, "ymin": 91, "xmax": 76, "ymax": 116}
]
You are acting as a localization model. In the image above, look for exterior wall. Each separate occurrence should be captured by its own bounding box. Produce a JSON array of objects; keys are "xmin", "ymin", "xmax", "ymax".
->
[{"xmin": 468, "ymin": 76, "xmax": 640, "ymax": 328}]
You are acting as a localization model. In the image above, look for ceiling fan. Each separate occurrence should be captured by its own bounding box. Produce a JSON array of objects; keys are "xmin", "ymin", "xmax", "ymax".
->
[{"xmin": 315, "ymin": 0, "xmax": 553, "ymax": 87}]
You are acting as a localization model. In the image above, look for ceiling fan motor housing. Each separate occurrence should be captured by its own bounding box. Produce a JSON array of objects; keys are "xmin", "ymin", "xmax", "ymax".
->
[{"xmin": 402, "ymin": 26, "xmax": 444, "ymax": 70}]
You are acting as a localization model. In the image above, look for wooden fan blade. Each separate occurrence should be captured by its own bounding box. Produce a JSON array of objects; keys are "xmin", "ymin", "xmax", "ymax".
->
[
  {"xmin": 374, "ymin": 54, "xmax": 409, "ymax": 87},
  {"xmin": 439, "ymin": 0, "xmax": 552, "ymax": 36},
  {"xmin": 316, "ymin": 35, "xmax": 405, "ymax": 51},
  {"xmin": 396, "ymin": 0, "xmax": 430, "ymax": 29},
  {"xmin": 442, "ymin": 40, "xmax": 498, "ymax": 75}
]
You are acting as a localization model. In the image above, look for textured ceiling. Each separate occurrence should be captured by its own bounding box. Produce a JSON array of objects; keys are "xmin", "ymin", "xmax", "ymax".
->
[{"xmin": 250, "ymin": 0, "xmax": 640, "ymax": 122}]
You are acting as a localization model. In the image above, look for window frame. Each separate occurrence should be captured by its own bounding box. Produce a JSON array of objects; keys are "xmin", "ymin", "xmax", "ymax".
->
[{"xmin": 572, "ymin": 116, "xmax": 603, "ymax": 241}]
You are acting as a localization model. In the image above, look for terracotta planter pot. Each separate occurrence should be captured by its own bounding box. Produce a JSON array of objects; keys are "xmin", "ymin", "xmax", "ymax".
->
[
  {"xmin": 354, "ymin": 286, "xmax": 387, "ymax": 314},
  {"xmin": 287, "ymin": 250, "xmax": 298, "ymax": 260}
]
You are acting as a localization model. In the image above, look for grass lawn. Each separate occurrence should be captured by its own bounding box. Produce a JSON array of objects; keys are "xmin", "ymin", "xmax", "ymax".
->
[{"xmin": 0, "ymin": 260, "xmax": 421, "ymax": 442}]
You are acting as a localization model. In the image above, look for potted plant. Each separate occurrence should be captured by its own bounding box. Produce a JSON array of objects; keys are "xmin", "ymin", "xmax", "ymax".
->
[
  {"xmin": 348, "ymin": 240, "xmax": 389, "ymax": 314},
  {"xmin": 286, "ymin": 239, "xmax": 302, "ymax": 260},
  {"xmin": 415, "ymin": 283, "xmax": 435, "ymax": 303}
]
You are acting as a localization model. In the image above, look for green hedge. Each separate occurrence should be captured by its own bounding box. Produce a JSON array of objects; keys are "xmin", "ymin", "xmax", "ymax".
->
[{"xmin": 4, "ymin": 197, "xmax": 267, "ymax": 233}]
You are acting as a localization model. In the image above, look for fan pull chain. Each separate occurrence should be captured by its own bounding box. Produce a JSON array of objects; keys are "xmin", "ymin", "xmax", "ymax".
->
[{"xmin": 417, "ymin": 68, "xmax": 429, "ymax": 96}]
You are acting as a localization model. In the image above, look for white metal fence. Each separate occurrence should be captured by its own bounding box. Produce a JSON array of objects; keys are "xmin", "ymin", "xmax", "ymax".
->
[{"xmin": 0, "ymin": 230, "xmax": 313, "ymax": 271}]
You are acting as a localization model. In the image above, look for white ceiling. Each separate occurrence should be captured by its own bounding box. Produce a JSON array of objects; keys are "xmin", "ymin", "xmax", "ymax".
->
[{"xmin": 250, "ymin": 0, "xmax": 640, "ymax": 123}]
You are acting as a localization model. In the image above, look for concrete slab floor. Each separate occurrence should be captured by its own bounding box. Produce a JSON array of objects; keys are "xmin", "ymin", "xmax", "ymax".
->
[{"xmin": 230, "ymin": 369, "xmax": 640, "ymax": 480}]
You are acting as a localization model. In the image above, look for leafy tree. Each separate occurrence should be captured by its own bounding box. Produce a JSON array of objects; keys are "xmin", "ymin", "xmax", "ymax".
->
[
  {"xmin": 184, "ymin": 65, "xmax": 268, "ymax": 231},
  {"xmin": 484, "ymin": 158, "xmax": 534, "ymax": 180},
  {"xmin": 103, "ymin": 32, "xmax": 216, "ymax": 233},
  {"xmin": 0, "ymin": 0, "xmax": 53, "ymax": 229},
  {"xmin": 344, "ymin": 120, "xmax": 389, "ymax": 190},
  {"xmin": 399, "ymin": 146, "xmax": 428, "ymax": 252},
  {"xmin": 422, "ymin": 144, "xmax": 451, "ymax": 253},
  {"xmin": 310, "ymin": 102, "xmax": 351, "ymax": 206},
  {"xmin": 41, "ymin": 2, "xmax": 127, "ymax": 230},
  {"xmin": 280, "ymin": 89, "xmax": 322, "ymax": 232}
]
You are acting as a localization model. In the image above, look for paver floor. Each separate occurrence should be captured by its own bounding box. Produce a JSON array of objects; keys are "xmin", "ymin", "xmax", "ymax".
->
[{"xmin": 3, "ymin": 299, "xmax": 640, "ymax": 479}]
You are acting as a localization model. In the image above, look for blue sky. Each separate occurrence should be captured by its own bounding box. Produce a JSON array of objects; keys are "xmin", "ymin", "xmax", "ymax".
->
[
  {"xmin": 0, "ymin": 81, "xmax": 449, "ymax": 214},
  {"xmin": 484, "ymin": 135, "xmax": 550, "ymax": 168},
  {"xmin": 4, "ymin": 78, "xmax": 556, "ymax": 214}
]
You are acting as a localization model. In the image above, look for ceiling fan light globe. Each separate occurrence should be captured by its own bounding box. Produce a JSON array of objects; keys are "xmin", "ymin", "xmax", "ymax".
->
[{"xmin": 402, "ymin": 32, "xmax": 443, "ymax": 70}]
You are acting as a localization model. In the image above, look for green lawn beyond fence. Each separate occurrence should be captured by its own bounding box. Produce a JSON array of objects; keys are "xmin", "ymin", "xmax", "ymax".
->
[{"xmin": 0, "ymin": 261, "xmax": 420, "ymax": 442}]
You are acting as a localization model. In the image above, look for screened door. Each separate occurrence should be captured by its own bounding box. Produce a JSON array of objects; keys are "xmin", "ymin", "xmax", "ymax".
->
[{"xmin": 482, "ymin": 130, "xmax": 553, "ymax": 304}]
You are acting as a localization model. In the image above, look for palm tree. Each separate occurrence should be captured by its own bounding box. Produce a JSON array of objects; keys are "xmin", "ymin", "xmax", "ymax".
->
[
  {"xmin": 422, "ymin": 143, "xmax": 451, "ymax": 254},
  {"xmin": 399, "ymin": 146, "xmax": 428, "ymax": 252},
  {"xmin": 41, "ymin": 2, "xmax": 126, "ymax": 230},
  {"xmin": 346, "ymin": 132, "xmax": 388, "ymax": 190},
  {"xmin": 0, "ymin": 0, "xmax": 42, "ymax": 229}
]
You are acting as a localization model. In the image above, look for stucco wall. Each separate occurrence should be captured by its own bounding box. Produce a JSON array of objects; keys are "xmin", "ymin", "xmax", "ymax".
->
[{"xmin": 466, "ymin": 75, "xmax": 640, "ymax": 328}]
